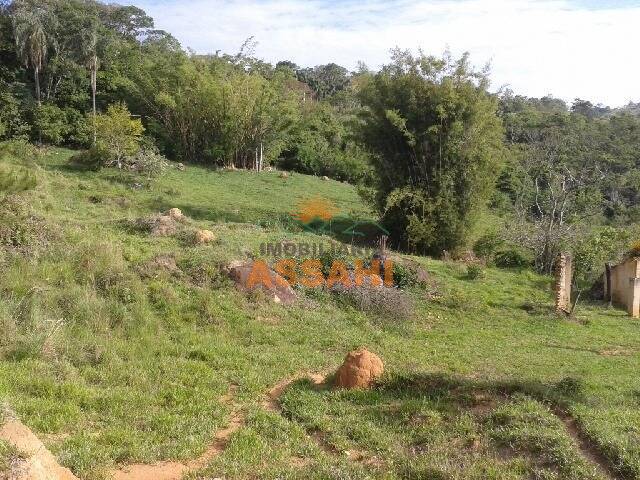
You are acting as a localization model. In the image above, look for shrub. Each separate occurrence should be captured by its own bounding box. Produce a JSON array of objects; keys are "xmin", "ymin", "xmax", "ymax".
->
[
  {"xmin": 392, "ymin": 262, "xmax": 420, "ymax": 289},
  {"xmin": 68, "ymin": 148, "xmax": 107, "ymax": 170},
  {"xmin": 318, "ymin": 246, "xmax": 350, "ymax": 277},
  {"xmin": 573, "ymin": 226, "xmax": 636, "ymax": 289},
  {"xmin": 332, "ymin": 284, "xmax": 413, "ymax": 321},
  {"xmin": 32, "ymin": 104, "xmax": 69, "ymax": 145},
  {"xmin": 0, "ymin": 139, "xmax": 40, "ymax": 160},
  {"xmin": 494, "ymin": 247, "xmax": 533, "ymax": 269},
  {"xmin": 0, "ymin": 163, "xmax": 36, "ymax": 198},
  {"xmin": 466, "ymin": 263, "xmax": 485, "ymax": 280},
  {"xmin": 473, "ymin": 232, "xmax": 504, "ymax": 261},
  {"xmin": 92, "ymin": 102, "xmax": 144, "ymax": 168},
  {"xmin": 126, "ymin": 147, "xmax": 169, "ymax": 178}
]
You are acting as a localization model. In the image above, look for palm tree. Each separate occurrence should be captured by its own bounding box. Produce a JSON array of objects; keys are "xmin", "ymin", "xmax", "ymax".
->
[
  {"xmin": 79, "ymin": 20, "xmax": 99, "ymax": 145},
  {"xmin": 13, "ymin": 6, "xmax": 48, "ymax": 106}
]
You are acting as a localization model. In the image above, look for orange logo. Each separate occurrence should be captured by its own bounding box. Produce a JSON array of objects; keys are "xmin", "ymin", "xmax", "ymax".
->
[{"xmin": 291, "ymin": 196, "xmax": 339, "ymax": 224}]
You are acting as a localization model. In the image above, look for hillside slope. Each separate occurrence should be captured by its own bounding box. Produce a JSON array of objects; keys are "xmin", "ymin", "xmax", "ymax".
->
[{"xmin": 0, "ymin": 146, "xmax": 639, "ymax": 480}]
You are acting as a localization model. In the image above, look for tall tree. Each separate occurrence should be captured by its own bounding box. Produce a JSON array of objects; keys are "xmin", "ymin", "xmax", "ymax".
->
[
  {"xmin": 12, "ymin": 1, "xmax": 51, "ymax": 105},
  {"xmin": 358, "ymin": 50, "xmax": 504, "ymax": 254}
]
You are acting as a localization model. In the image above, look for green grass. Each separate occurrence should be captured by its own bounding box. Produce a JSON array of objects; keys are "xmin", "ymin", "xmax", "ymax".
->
[{"xmin": 0, "ymin": 146, "xmax": 639, "ymax": 479}]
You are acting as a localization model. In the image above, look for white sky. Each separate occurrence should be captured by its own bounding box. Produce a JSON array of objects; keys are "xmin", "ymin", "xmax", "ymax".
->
[{"xmin": 132, "ymin": 0, "xmax": 640, "ymax": 107}]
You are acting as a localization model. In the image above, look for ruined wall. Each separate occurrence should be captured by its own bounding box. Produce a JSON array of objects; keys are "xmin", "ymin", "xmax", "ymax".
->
[
  {"xmin": 604, "ymin": 256, "xmax": 640, "ymax": 318},
  {"xmin": 554, "ymin": 253, "xmax": 572, "ymax": 313}
]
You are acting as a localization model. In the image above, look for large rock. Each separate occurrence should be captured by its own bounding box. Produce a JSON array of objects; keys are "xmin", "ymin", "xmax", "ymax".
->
[
  {"xmin": 225, "ymin": 260, "xmax": 296, "ymax": 304},
  {"xmin": 334, "ymin": 348, "xmax": 384, "ymax": 389}
]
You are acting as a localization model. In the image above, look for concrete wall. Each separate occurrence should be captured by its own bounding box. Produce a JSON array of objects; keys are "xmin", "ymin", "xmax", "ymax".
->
[{"xmin": 604, "ymin": 256, "xmax": 640, "ymax": 317}]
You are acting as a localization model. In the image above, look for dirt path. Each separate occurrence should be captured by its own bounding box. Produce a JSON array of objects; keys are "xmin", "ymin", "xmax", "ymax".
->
[
  {"xmin": 110, "ymin": 386, "xmax": 244, "ymax": 480},
  {"xmin": 262, "ymin": 372, "xmax": 326, "ymax": 413},
  {"xmin": 551, "ymin": 406, "xmax": 621, "ymax": 480},
  {"xmin": 0, "ymin": 411, "xmax": 78, "ymax": 480}
]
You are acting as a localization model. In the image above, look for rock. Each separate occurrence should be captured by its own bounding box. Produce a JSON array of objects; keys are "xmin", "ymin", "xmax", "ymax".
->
[
  {"xmin": 176, "ymin": 162, "xmax": 185, "ymax": 171},
  {"xmin": 194, "ymin": 229, "xmax": 216, "ymax": 244},
  {"xmin": 150, "ymin": 215, "xmax": 177, "ymax": 236},
  {"xmin": 225, "ymin": 260, "xmax": 297, "ymax": 304},
  {"xmin": 165, "ymin": 208, "xmax": 184, "ymax": 221},
  {"xmin": 322, "ymin": 175, "xmax": 330, "ymax": 181},
  {"xmin": 279, "ymin": 171, "xmax": 289, "ymax": 179},
  {"xmin": 334, "ymin": 348, "xmax": 384, "ymax": 389}
]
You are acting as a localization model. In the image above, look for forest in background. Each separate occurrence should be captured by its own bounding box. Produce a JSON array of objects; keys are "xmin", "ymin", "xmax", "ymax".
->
[{"xmin": 2, "ymin": 0, "xmax": 640, "ymax": 288}]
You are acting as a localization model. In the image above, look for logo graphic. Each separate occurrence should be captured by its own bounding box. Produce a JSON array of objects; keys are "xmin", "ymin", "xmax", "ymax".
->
[
  {"xmin": 291, "ymin": 196, "xmax": 389, "ymax": 240},
  {"xmin": 291, "ymin": 196, "xmax": 339, "ymax": 227}
]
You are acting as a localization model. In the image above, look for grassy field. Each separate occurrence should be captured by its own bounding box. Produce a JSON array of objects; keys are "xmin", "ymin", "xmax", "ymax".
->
[{"xmin": 0, "ymin": 145, "xmax": 639, "ymax": 480}]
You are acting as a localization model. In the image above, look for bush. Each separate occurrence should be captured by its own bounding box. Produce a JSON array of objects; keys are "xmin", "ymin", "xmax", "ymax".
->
[
  {"xmin": 32, "ymin": 104, "xmax": 69, "ymax": 145},
  {"xmin": 92, "ymin": 102, "xmax": 144, "ymax": 168},
  {"xmin": 318, "ymin": 246, "xmax": 350, "ymax": 277},
  {"xmin": 466, "ymin": 263, "xmax": 485, "ymax": 280},
  {"xmin": 473, "ymin": 232, "xmax": 503, "ymax": 261},
  {"xmin": 0, "ymin": 164, "xmax": 36, "ymax": 198},
  {"xmin": 393, "ymin": 262, "xmax": 420, "ymax": 289},
  {"xmin": 332, "ymin": 284, "xmax": 413, "ymax": 321},
  {"xmin": 494, "ymin": 247, "xmax": 533, "ymax": 269},
  {"xmin": 126, "ymin": 147, "xmax": 169, "ymax": 178},
  {"xmin": 0, "ymin": 139, "xmax": 41, "ymax": 160},
  {"xmin": 69, "ymin": 148, "xmax": 107, "ymax": 170}
]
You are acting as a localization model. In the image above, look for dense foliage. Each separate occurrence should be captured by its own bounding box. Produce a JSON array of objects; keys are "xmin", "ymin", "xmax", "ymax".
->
[
  {"xmin": 2, "ymin": 0, "xmax": 640, "ymax": 262},
  {"xmin": 358, "ymin": 50, "xmax": 504, "ymax": 254}
]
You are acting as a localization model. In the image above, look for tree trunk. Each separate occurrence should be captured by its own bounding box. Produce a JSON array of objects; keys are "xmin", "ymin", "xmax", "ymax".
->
[
  {"xmin": 91, "ymin": 56, "xmax": 97, "ymax": 146},
  {"xmin": 34, "ymin": 66, "xmax": 41, "ymax": 106},
  {"xmin": 259, "ymin": 141, "xmax": 263, "ymax": 172}
]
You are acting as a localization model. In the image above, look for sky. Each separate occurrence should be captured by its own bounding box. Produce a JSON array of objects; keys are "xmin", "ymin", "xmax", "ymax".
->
[{"xmin": 130, "ymin": 0, "xmax": 640, "ymax": 107}]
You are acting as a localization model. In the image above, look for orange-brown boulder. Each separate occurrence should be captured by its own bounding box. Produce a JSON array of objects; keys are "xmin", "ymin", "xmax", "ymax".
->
[
  {"xmin": 225, "ymin": 260, "xmax": 297, "ymax": 304},
  {"xmin": 334, "ymin": 348, "xmax": 384, "ymax": 389}
]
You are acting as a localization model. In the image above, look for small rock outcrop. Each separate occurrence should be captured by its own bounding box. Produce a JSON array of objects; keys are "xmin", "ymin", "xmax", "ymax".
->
[
  {"xmin": 148, "ymin": 215, "xmax": 178, "ymax": 237},
  {"xmin": 225, "ymin": 260, "xmax": 296, "ymax": 304},
  {"xmin": 165, "ymin": 208, "xmax": 184, "ymax": 221},
  {"xmin": 334, "ymin": 348, "xmax": 384, "ymax": 389},
  {"xmin": 194, "ymin": 229, "xmax": 216, "ymax": 244}
]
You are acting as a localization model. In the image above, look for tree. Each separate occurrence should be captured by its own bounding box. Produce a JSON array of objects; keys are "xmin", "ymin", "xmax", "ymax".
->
[
  {"xmin": 77, "ymin": 13, "xmax": 100, "ymax": 144},
  {"xmin": 297, "ymin": 63, "xmax": 350, "ymax": 100},
  {"xmin": 93, "ymin": 102, "xmax": 144, "ymax": 168},
  {"xmin": 501, "ymin": 114, "xmax": 607, "ymax": 272},
  {"xmin": 358, "ymin": 50, "xmax": 504, "ymax": 254},
  {"xmin": 12, "ymin": 0, "xmax": 51, "ymax": 105}
]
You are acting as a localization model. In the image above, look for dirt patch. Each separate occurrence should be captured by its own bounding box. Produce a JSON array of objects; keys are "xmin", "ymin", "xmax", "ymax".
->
[
  {"xmin": 0, "ymin": 414, "xmax": 78, "ymax": 480},
  {"xmin": 598, "ymin": 347, "xmax": 635, "ymax": 357},
  {"xmin": 551, "ymin": 407, "xmax": 620, "ymax": 480}
]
